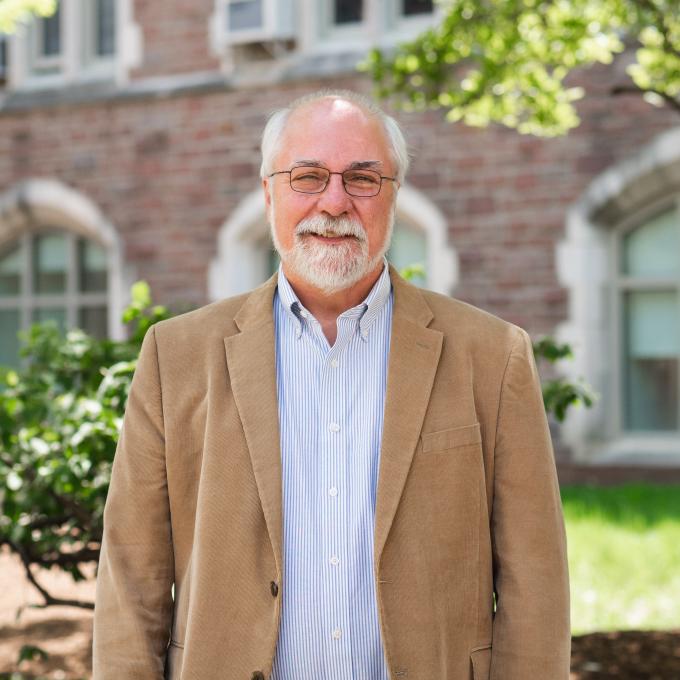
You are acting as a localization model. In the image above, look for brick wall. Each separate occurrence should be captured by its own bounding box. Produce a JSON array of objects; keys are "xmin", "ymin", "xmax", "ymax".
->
[
  {"xmin": 0, "ymin": 62, "xmax": 677, "ymax": 329},
  {"xmin": 131, "ymin": 0, "xmax": 221, "ymax": 79}
]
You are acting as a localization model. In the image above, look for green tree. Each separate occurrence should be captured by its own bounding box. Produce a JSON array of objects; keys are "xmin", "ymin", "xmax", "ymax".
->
[
  {"xmin": 364, "ymin": 0, "xmax": 680, "ymax": 136},
  {"xmin": 0, "ymin": 282, "xmax": 170, "ymax": 610},
  {"xmin": 0, "ymin": 0, "xmax": 57, "ymax": 33}
]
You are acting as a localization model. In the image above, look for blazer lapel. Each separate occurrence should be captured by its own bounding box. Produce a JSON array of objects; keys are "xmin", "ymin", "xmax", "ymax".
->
[
  {"xmin": 374, "ymin": 266, "xmax": 443, "ymax": 565},
  {"xmin": 221, "ymin": 267, "xmax": 443, "ymax": 575},
  {"xmin": 223, "ymin": 273, "xmax": 283, "ymax": 574}
]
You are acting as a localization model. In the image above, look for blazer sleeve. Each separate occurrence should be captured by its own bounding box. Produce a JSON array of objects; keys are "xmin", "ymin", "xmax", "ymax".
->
[
  {"xmin": 93, "ymin": 324, "xmax": 174, "ymax": 678},
  {"xmin": 490, "ymin": 326, "xmax": 571, "ymax": 679}
]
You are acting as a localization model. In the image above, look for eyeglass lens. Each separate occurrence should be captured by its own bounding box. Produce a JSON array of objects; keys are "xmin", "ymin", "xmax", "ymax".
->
[{"xmin": 290, "ymin": 166, "xmax": 382, "ymax": 196}]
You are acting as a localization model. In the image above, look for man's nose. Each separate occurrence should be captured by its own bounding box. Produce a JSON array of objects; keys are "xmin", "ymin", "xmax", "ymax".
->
[{"xmin": 316, "ymin": 173, "xmax": 352, "ymax": 216}]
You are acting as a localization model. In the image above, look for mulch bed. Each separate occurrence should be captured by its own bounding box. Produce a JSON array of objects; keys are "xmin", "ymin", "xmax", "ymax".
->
[
  {"xmin": 570, "ymin": 630, "xmax": 680, "ymax": 679},
  {"xmin": 1, "ymin": 627, "xmax": 679, "ymax": 678}
]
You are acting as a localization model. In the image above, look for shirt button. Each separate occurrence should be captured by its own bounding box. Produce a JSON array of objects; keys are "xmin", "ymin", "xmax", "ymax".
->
[
  {"xmin": 332, "ymin": 628, "xmax": 342, "ymax": 639},
  {"xmin": 330, "ymin": 556, "xmax": 340, "ymax": 566},
  {"xmin": 300, "ymin": 309, "xmax": 308, "ymax": 318},
  {"xmin": 329, "ymin": 486, "xmax": 338, "ymax": 497},
  {"xmin": 330, "ymin": 359, "xmax": 339, "ymax": 368},
  {"xmin": 361, "ymin": 329, "xmax": 368, "ymax": 338},
  {"xmin": 328, "ymin": 422, "xmax": 340, "ymax": 432}
]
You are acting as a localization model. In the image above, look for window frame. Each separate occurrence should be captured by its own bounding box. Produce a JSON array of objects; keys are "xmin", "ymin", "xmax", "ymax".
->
[
  {"xmin": 30, "ymin": 3, "xmax": 64, "ymax": 73},
  {"xmin": 557, "ymin": 127, "xmax": 680, "ymax": 465},
  {"xmin": 295, "ymin": 0, "xmax": 439, "ymax": 57},
  {"xmin": 209, "ymin": 185, "xmax": 456, "ymax": 300},
  {"xmin": 6, "ymin": 0, "xmax": 142, "ymax": 90},
  {"xmin": 608, "ymin": 197, "xmax": 680, "ymax": 440},
  {"xmin": 0, "ymin": 33, "xmax": 9, "ymax": 85},
  {"xmin": 81, "ymin": 0, "xmax": 117, "ymax": 67},
  {"xmin": 0, "ymin": 229, "xmax": 110, "ymax": 360}
]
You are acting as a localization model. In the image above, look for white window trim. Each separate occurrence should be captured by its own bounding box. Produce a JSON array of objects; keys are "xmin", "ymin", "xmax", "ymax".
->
[
  {"xmin": 6, "ymin": 0, "xmax": 142, "ymax": 90},
  {"xmin": 30, "ymin": 4, "xmax": 63, "ymax": 72},
  {"xmin": 556, "ymin": 126, "xmax": 680, "ymax": 465},
  {"xmin": 209, "ymin": 0, "xmax": 441, "ymax": 71},
  {"xmin": 0, "ymin": 178, "xmax": 131, "ymax": 341},
  {"xmin": 298, "ymin": 0, "xmax": 441, "ymax": 56},
  {"xmin": 208, "ymin": 183, "xmax": 457, "ymax": 300},
  {"xmin": 0, "ymin": 230, "xmax": 110, "ymax": 338}
]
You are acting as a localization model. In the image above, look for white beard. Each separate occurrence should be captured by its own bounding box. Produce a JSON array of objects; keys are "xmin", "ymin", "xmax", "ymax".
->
[{"xmin": 271, "ymin": 210, "xmax": 393, "ymax": 295}]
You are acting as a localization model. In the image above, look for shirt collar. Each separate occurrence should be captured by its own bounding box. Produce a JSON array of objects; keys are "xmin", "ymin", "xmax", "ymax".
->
[{"xmin": 276, "ymin": 258, "xmax": 392, "ymax": 341}]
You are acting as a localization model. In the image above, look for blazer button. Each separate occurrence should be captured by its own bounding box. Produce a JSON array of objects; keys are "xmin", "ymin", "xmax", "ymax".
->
[
  {"xmin": 270, "ymin": 581, "xmax": 279, "ymax": 597},
  {"xmin": 251, "ymin": 672, "xmax": 265, "ymax": 680}
]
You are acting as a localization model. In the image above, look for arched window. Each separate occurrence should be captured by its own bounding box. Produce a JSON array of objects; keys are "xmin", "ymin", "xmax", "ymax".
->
[
  {"xmin": 616, "ymin": 207, "xmax": 679, "ymax": 432},
  {"xmin": 0, "ymin": 179, "xmax": 126, "ymax": 369},
  {"xmin": 558, "ymin": 127, "xmax": 680, "ymax": 463},
  {"xmin": 0, "ymin": 230, "xmax": 108, "ymax": 368},
  {"xmin": 209, "ymin": 184, "xmax": 456, "ymax": 300}
]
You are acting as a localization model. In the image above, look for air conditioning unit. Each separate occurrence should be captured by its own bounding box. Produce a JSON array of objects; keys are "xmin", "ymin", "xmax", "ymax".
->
[{"xmin": 222, "ymin": 0, "xmax": 295, "ymax": 45}]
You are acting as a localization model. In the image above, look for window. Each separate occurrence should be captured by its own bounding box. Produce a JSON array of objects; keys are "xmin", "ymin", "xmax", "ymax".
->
[
  {"xmin": 7, "ymin": 0, "xmax": 136, "ymax": 88},
  {"xmin": 557, "ymin": 127, "xmax": 680, "ymax": 463},
  {"xmin": 0, "ymin": 33, "xmax": 8, "ymax": 85},
  {"xmin": 31, "ymin": 2, "xmax": 62, "ymax": 72},
  {"xmin": 87, "ymin": 0, "xmax": 116, "ymax": 58},
  {"xmin": 401, "ymin": 0, "xmax": 433, "ymax": 16},
  {"xmin": 209, "ymin": 186, "xmax": 456, "ymax": 300},
  {"xmin": 0, "ymin": 231, "xmax": 109, "ymax": 369},
  {"xmin": 618, "ymin": 209, "xmax": 679, "ymax": 432},
  {"xmin": 334, "ymin": 0, "xmax": 363, "ymax": 25},
  {"xmin": 386, "ymin": 222, "xmax": 427, "ymax": 286},
  {"xmin": 260, "ymin": 222, "xmax": 427, "ymax": 284}
]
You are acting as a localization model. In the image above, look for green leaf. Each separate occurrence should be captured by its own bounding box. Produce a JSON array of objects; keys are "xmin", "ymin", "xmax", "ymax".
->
[
  {"xmin": 365, "ymin": 0, "xmax": 678, "ymax": 136},
  {"xmin": 17, "ymin": 644, "xmax": 48, "ymax": 663}
]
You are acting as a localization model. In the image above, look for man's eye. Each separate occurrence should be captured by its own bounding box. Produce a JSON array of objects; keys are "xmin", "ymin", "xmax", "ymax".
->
[
  {"xmin": 294, "ymin": 172, "xmax": 325, "ymax": 182},
  {"xmin": 346, "ymin": 173, "xmax": 379, "ymax": 184}
]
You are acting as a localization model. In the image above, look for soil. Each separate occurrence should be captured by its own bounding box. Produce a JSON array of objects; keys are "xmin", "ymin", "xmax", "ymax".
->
[{"xmin": 1, "ymin": 548, "xmax": 678, "ymax": 679}]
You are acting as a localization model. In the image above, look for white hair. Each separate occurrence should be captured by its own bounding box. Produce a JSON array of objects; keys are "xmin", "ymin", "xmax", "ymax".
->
[{"xmin": 259, "ymin": 89, "xmax": 410, "ymax": 183}]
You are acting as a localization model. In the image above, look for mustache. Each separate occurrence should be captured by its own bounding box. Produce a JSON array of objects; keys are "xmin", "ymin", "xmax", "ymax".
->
[{"xmin": 295, "ymin": 215, "xmax": 366, "ymax": 241}]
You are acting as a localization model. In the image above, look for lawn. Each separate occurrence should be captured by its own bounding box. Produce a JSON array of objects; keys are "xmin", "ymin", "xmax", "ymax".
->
[{"xmin": 562, "ymin": 484, "xmax": 680, "ymax": 635}]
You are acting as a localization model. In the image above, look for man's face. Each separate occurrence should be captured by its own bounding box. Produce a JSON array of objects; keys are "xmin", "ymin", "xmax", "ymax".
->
[{"xmin": 263, "ymin": 98, "xmax": 398, "ymax": 294}]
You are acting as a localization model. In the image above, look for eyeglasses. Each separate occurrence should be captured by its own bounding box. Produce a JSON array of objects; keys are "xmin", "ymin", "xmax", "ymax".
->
[{"xmin": 267, "ymin": 166, "xmax": 398, "ymax": 197}]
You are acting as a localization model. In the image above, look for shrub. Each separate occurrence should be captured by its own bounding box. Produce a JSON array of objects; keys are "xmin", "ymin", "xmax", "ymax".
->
[{"xmin": 0, "ymin": 282, "xmax": 170, "ymax": 608}]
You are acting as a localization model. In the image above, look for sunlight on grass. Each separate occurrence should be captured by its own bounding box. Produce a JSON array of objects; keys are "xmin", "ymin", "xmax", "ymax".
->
[{"xmin": 562, "ymin": 484, "xmax": 680, "ymax": 634}]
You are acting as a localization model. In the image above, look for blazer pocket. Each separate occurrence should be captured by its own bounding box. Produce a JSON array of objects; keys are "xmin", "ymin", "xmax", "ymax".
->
[
  {"xmin": 420, "ymin": 422, "xmax": 482, "ymax": 454},
  {"xmin": 470, "ymin": 644, "xmax": 492, "ymax": 680}
]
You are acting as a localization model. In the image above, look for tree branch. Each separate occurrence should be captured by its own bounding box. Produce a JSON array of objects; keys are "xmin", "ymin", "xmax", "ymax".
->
[
  {"xmin": 611, "ymin": 83, "xmax": 680, "ymax": 113},
  {"xmin": 5, "ymin": 538, "xmax": 94, "ymax": 610},
  {"xmin": 628, "ymin": 0, "xmax": 680, "ymax": 60}
]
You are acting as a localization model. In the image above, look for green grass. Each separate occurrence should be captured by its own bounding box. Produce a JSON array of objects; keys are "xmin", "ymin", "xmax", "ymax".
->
[{"xmin": 562, "ymin": 484, "xmax": 680, "ymax": 634}]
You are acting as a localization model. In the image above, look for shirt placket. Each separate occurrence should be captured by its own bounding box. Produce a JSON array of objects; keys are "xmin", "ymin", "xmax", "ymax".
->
[{"xmin": 312, "ymin": 313, "xmax": 356, "ymax": 676}]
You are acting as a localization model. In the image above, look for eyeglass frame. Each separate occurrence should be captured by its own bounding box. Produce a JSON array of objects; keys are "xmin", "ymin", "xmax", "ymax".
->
[{"xmin": 267, "ymin": 165, "xmax": 399, "ymax": 197}]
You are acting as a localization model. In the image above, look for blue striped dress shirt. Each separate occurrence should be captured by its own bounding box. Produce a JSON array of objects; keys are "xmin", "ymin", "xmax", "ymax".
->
[{"xmin": 270, "ymin": 261, "xmax": 393, "ymax": 680}]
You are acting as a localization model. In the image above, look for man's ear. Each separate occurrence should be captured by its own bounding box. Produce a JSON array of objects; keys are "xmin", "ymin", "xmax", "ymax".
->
[{"xmin": 263, "ymin": 177, "xmax": 272, "ymax": 222}]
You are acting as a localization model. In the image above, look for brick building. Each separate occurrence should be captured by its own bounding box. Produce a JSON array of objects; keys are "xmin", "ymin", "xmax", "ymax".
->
[{"xmin": 0, "ymin": 0, "xmax": 679, "ymax": 468}]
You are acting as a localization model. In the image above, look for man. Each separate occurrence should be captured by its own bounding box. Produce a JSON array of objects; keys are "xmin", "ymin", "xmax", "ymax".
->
[{"xmin": 93, "ymin": 90, "xmax": 570, "ymax": 679}]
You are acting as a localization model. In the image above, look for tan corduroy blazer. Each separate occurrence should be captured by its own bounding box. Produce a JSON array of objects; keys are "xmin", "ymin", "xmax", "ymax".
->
[{"xmin": 93, "ymin": 266, "xmax": 570, "ymax": 680}]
